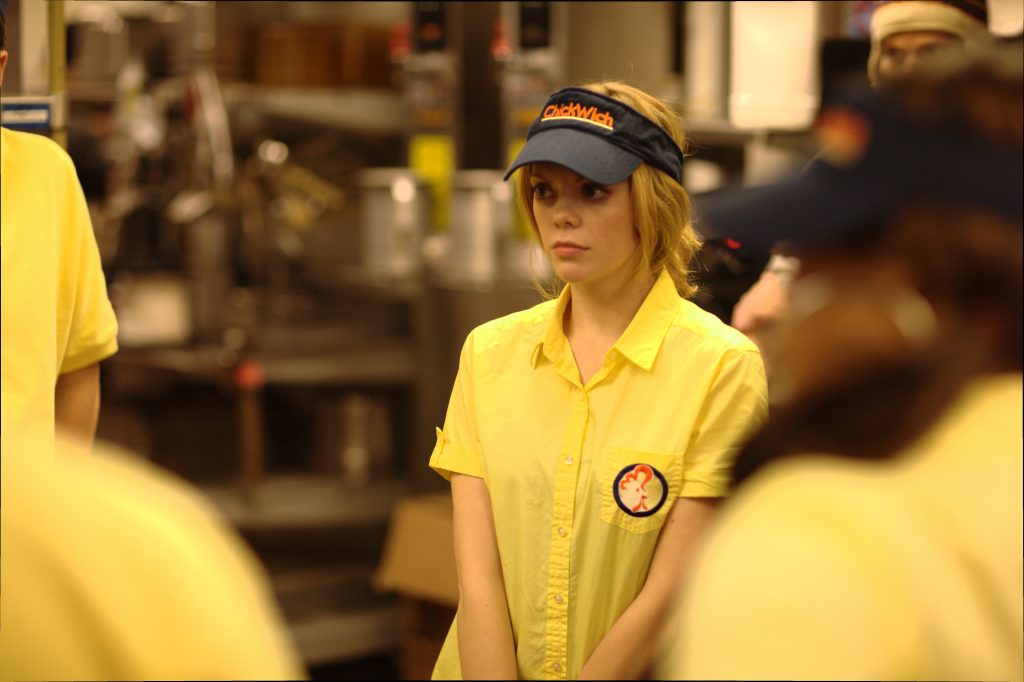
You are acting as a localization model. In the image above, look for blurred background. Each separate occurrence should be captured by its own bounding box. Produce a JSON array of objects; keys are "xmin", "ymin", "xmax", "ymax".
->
[{"xmin": 1, "ymin": 1, "xmax": 893, "ymax": 678}]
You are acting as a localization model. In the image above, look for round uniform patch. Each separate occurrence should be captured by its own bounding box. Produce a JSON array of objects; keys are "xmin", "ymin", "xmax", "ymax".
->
[{"xmin": 613, "ymin": 463, "xmax": 669, "ymax": 517}]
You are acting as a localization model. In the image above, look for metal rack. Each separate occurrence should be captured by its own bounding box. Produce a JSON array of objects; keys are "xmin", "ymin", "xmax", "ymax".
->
[{"xmin": 220, "ymin": 82, "xmax": 408, "ymax": 136}]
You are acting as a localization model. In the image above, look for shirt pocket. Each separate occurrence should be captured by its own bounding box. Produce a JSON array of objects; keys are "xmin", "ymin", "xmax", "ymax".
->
[{"xmin": 600, "ymin": 446, "xmax": 683, "ymax": 535}]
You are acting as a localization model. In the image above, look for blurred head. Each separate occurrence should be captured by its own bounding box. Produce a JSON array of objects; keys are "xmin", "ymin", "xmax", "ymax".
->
[
  {"xmin": 1, "ymin": 7, "xmax": 9, "ymax": 86},
  {"xmin": 868, "ymin": 0, "xmax": 993, "ymax": 86},
  {"xmin": 506, "ymin": 81, "xmax": 702, "ymax": 298},
  {"xmin": 774, "ymin": 207, "xmax": 1020, "ymax": 404},
  {"xmin": 697, "ymin": 52, "xmax": 1022, "ymax": 405}
]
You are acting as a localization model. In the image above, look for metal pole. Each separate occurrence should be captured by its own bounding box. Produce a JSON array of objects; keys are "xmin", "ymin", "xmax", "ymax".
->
[{"xmin": 47, "ymin": 0, "xmax": 66, "ymax": 149}]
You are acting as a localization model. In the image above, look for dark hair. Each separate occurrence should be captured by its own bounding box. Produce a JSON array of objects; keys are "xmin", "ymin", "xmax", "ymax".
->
[{"xmin": 730, "ymin": 55, "xmax": 1024, "ymax": 489}]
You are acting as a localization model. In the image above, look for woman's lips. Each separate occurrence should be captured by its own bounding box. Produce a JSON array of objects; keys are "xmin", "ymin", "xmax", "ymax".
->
[{"xmin": 552, "ymin": 241, "xmax": 588, "ymax": 257}]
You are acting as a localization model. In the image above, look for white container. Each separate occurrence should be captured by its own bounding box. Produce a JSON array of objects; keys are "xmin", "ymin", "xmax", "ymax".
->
[
  {"xmin": 683, "ymin": 158, "xmax": 727, "ymax": 195},
  {"xmin": 989, "ymin": 0, "xmax": 1024, "ymax": 37},
  {"xmin": 357, "ymin": 168, "xmax": 431, "ymax": 281},
  {"xmin": 729, "ymin": 1, "xmax": 821, "ymax": 130},
  {"xmin": 684, "ymin": 1, "xmax": 730, "ymax": 121},
  {"xmin": 446, "ymin": 170, "xmax": 514, "ymax": 286}
]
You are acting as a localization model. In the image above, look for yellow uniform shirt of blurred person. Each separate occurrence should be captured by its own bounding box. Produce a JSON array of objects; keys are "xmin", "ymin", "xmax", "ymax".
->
[
  {"xmin": 0, "ymin": 433, "xmax": 307, "ymax": 680},
  {"xmin": 429, "ymin": 268, "xmax": 769, "ymax": 679},
  {"xmin": 661, "ymin": 372, "xmax": 1023, "ymax": 682},
  {"xmin": 0, "ymin": 126, "xmax": 119, "ymax": 455}
]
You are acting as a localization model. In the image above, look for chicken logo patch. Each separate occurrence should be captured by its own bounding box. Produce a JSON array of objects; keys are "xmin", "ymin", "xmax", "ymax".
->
[{"xmin": 613, "ymin": 463, "xmax": 668, "ymax": 517}]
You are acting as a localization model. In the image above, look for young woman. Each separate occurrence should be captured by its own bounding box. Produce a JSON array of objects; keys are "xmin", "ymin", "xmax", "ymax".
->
[{"xmin": 427, "ymin": 81, "xmax": 769, "ymax": 679}]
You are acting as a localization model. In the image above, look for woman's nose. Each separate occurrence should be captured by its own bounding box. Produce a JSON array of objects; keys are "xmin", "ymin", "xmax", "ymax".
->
[{"xmin": 553, "ymin": 197, "xmax": 581, "ymax": 229}]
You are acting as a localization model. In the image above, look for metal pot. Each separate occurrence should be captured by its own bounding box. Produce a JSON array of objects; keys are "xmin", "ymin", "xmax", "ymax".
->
[
  {"xmin": 357, "ymin": 168, "xmax": 432, "ymax": 281},
  {"xmin": 444, "ymin": 169, "xmax": 514, "ymax": 286}
]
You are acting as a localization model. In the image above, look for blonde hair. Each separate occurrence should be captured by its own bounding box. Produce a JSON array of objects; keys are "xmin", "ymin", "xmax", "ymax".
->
[{"xmin": 514, "ymin": 80, "xmax": 702, "ymax": 299}]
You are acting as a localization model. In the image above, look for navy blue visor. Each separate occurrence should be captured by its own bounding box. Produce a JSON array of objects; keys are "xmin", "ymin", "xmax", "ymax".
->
[{"xmin": 503, "ymin": 87, "xmax": 685, "ymax": 185}]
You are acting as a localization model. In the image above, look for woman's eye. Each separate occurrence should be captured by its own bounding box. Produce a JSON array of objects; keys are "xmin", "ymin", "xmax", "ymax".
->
[
  {"xmin": 582, "ymin": 183, "xmax": 609, "ymax": 199},
  {"xmin": 531, "ymin": 182, "xmax": 552, "ymax": 198}
]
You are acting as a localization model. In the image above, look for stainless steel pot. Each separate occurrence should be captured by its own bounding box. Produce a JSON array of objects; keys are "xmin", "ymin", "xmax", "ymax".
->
[
  {"xmin": 445, "ymin": 169, "xmax": 513, "ymax": 286},
  {"xmin": 357, "ymin": 168, "xmax": 432, "ymax": 281}
]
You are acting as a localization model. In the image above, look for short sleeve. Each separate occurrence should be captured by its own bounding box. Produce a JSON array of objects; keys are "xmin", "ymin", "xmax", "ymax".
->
[
  {"xmin": 680, "ymin": 349, "xmax": 769, "ymax": 497},
  {"xmin": 428, "ymin": 331, "xmax": 485, "ymax": 481},
  {"xmin": 57, "ymin": 150, "xmax": 118, "ymax": 375}
]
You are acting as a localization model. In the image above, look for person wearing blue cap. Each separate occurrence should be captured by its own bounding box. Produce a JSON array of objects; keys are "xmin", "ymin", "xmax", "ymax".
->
[
  {"xmin": 658, "ymin": 52, "xmax": 1022, "ymax": 680},
  {"xmin": 729, "ymin": 0, "xmax": 997, "ymax": 395},
  {"xmin": 427, "ymin": 81, "xmax": 769, "ymax": 679}
]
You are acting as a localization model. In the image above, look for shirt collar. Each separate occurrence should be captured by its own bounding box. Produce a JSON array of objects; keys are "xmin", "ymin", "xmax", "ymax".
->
[
  {"xmin": 530, "ymin": 268, "xmax": 680, "ymax": 373},
  {"xmin": 612, "ymin": 268, "xmax": 680, "ymax": 371},
  {"xmin": 531, "ymin": 282, "xmax": 576, "ymax": 375}
]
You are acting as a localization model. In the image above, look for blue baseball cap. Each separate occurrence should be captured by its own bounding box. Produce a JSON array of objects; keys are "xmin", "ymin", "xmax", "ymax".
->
[
  {"xmin": 504, "ymin": 87, "xmax": 685, "ymax": 185},
  {"xmin": 694, "ymin": 82, "xmax": 1023, "ymax": 251}
]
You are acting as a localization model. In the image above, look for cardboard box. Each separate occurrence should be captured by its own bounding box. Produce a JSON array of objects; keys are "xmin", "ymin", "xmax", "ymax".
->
[
  {"xmin": 374, "ymin": 492, "xmax": 459, "ymax": 605},
  {"xmin": 374, "ymin": 493, "xmax": 459, "ymax": 679}
]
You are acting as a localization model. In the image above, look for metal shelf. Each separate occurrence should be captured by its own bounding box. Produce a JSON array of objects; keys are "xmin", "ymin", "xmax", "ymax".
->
[
  {"xmin": 687, "ymin": 117, "xmax": 811, "ymax": 148},
  {"xmin": 328, "ymin": 265, "xmax": 424, "ymax": 302},
  {"xmin": 221, "ymin": 82, "xmax": 407, "ymax": 136},
  {"xmin": 107, "ymin": 339, "xmax": 418, "ymax": 387},
  {"xmin": 201, "ymin": 473, "xmax": 410, "ymax": 531},
  {"xmin": 265, "ymin": 560, "xmax": 399, "ymax": 665},
  {"xmin": 290, "ymin": 606, "xmax": 398, "ymax": 667}
]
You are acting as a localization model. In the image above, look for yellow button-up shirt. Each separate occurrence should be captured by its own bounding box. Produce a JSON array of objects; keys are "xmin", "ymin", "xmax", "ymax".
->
[
  {"xmin": 661, "ymin": 373, "xmax": 1023, "ymax": 681},
  {"xmin": 1, "ymin": 126, "xmax": 119, "ymax": 458},
  {"xmin": 429, "ymin": 268, "xmax": 769, "ymax": 680}
]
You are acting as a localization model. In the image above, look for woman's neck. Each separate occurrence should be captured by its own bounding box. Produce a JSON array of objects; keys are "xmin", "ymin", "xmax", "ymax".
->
[{"xmin": 565, "ymin": 266, "xmax": 657, "ymax": 345}]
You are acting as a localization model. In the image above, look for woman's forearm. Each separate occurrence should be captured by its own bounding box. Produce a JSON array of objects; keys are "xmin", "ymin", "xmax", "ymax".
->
[
  {"xmin": 450, "ymin": 473, "xmax": 518, "ymax": 679},
  {"xmin": 457, "ymin": 584, "xmax": 518, "ymax": 679},
  {"xmin": 579, "ymin": 497, "xmax": 721, "ymax": 680},
  {"xmin": 577, "ymin": 587, "xmax": 667, "ymax": 679}
]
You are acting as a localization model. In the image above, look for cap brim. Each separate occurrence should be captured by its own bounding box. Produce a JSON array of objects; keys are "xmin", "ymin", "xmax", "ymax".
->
[
  {"xmin": 503, "ymin": 128, "xmax": 644, "ymax": 184},
  {"xmin": 693, "ymin": 167, "xmax": 896, "ymax": 251}
]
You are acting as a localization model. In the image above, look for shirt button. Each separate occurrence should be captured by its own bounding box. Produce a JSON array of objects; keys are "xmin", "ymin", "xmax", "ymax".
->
[
  {"xmin": 552, "ymin": 662, "xmax": 563, "ymax": 672},
  {"xmin": 553, "ymin": 593, "xmax": 564, "ymax": 604},
  {"xmin": 557, "ymin": 527, "xmax": 567, "ymax": 537},
  {"xmin": 564, "ymin": 456, "xmax": 573, "ymax": 465}
]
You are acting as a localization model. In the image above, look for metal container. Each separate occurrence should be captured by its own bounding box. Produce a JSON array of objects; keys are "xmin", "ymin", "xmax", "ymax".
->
[
  {"xmin": 445, "ymin": 169, "xmax": 514, "ymax": 286},
  {"xmin": 315, "ymin": 392, "xmax": 393, "ymax": 486},
  {"xmin": 183, "ymin": 210, "xmax": 233, "ymax": 344},
  {"xmin": 357, "ymin": 168, "xmax": 431, "ymax": 281}
]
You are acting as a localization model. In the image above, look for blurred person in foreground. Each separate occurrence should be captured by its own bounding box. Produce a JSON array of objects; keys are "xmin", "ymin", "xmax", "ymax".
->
[
  {"xmin": 729, "ymin": 0, "xmax": 995, "ymax": 391},
  {"xmin": 0, "ymin": 430, "xmax": 307, "ymax": 680},
  {"xmin": 658, "ymin": 51, "xmax": 1022, "ymax": 680},
  {"xmin": 0, "ymin": 6, "xmax": 118, "ymax": 456}
]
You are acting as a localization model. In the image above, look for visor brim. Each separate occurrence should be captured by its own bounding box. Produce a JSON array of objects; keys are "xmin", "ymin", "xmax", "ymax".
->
[
  {"xmin": 693, "ymin": 168, "xmax": 897, "ymax": 251},
  {"xmin": 503, "ymin": 128, "xmax": 644, "ymax": 185}
]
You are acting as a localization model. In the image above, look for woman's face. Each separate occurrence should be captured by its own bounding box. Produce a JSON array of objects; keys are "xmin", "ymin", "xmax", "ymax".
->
[{"xmin": 528, "ymin": 162, "xmax": 641, "ymax": 288}]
